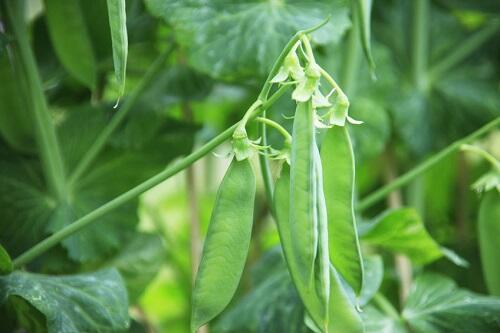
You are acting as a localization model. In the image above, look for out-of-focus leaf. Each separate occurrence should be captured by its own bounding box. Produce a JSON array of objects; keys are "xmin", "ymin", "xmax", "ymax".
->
[
  {"xmin": 0, "ymin": 269, "xmax": 129, "ymax": 333},
  {"xmin": 0, "ymin": 41, "xmax": 34, "ymax": 152},
  {"xmin": 402, "ymin": 273, "xmax": 500, "ymax": 333},
  {"xmin": 360, "ymin": 208, "xmax": 443, "ymax": 265},
  {"xmin": 361, "ymin": 306, "xmax": 406, "ymax": 333},
  {"xmin": 214, "ymin": 248, "xmax": 308, "ymax": 333},
  {"xmin": 106, "ymin": 0, "xmax": 128, "ymax": 98},
  {"xmin": 478, "ymin": 191, "xmax": 500, "ymax": 296},
  {"xmin": 145, "ymin": 0, "xmax": 350, "ymax": 80},
  {"xmin": 359, "ymin": 255, "xmax": 383, "ymax": 306},
  {"xmin": 109, "ymin": 233, "xmax": 165, "ymax": 302},
  {"xmin": 44, "ymin": 0, "xmax": 97, "ymax": 89},
  {"xmin": 0, "ymin": 244, "xmax": 13, "ymax": 275}
]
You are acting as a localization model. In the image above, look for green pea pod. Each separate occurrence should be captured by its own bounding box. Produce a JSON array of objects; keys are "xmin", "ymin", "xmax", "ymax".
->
[
  {"xmin": 478, "ymin": 190, "xmax": 500, "ymax": 297},
  {"xmin": 44, "ymin": 0, "xmax": 97, "ymax": 89},
  {"xmin": 0, "ymin": 243, "xmax": 13, "ymax": 275},
  {"xmin": 106, "ymin": 0, "xmax": 128, "ymax": 98},
  {"xmin": 274, "ymin": 164, "xmax": 326, "ymax": 330},
  {"xmin": 191, "ymin": 159, "xmax": 256, "ymax": 332},
  {"xmin": 290, "ymin": 100, "xmax": 318, "ymax": 288},
  {"xmin": 321, "ymin": 126, "xmax": 364, "ymax": 295}
]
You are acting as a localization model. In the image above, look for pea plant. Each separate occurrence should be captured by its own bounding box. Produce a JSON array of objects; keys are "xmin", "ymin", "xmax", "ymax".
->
[{"xmin": 0, "ymin": 0, "xmax": 499, "ymax": 333}]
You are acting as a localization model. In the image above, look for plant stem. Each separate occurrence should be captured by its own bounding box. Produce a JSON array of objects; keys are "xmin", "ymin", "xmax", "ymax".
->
[
  {"xmin": 6, "ymin": 0, "xmax": 67, "ymax": 200},
  {"xmin": 13, "ymin": 85, "xmax": 290, "ymax": 268},
  {"xmin": 429, "ymin": 21, "xmax": 500, "ymax": 81},
  {"xmin": 258, "ymin": 111, "xmax": 275, "ymax": 210},
  {"xmin": 357, "ymin": 116, "xmax": 500, "ymax": 212},
  {"xmin": 255, "ymin": 117, "xmax": 292, "ymax": 144},
  {"xmin": 461, "ymin": 144, "xmax": 500, "ymax": 170},
  {"xmin": 69, "ymin": 48, "xmax": 172, "ymax": 185},
  {"xmin": 373, "ymin": 293, "xmax": 400, "ymax": 321}
]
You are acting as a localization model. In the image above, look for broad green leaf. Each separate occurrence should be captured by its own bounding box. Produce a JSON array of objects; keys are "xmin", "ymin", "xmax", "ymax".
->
[
  {"xmin": 359, "ymin": 255, "xmax": 383, "ymax": 306},
  {"xmin": 110, "ymin": 233, "xmax": 165, "ymax": 302},
  {"xmin": 361, "ymin": 305, "xmax": 406, "ymax": 333},
  {"xmin": 215, "ymin": 248, "xmax": 310, "ymax": 333},
  {"xmin": 191, "ymin": 159, "xmax": 256, "ymax": 332},
  {"xmin": 0, "ymin": 46, "xmax": 34, "ymax": 152},
  {"xmin": 321, "ymin": 126, "xmax": 364, "ymax": 294},
  {"xmin": 361, "ymin": 208, "xmax": 443, "ymax": 265},
  {"xmin": 0, "ymin": 106, "xmax": 196, "ymax": 262},
  {"xmin": 0, "ymin": 268, "xmax": 129, "ymax": 333},
  {"xmin": 107, "ymin": 0, "xmax": 128, "ymax": 98},
  {"xmin": 402, "ymin": 273, "xmax": 500, "ymax": 333},
  {"xmin": 0, "ymin": 244, "xmax": 13, "ymax": 275},
  {"xmin": 145, "ymin": 0, "xmax": 350, "ymax": 80},
  {"xmin": 44, "ymin": 0, "xmax": 97, "ymax": 89},
  {"xmin": 478, "ymin": 191, "xmax": 500, "ymax": 296},
  {"xmin": 354, "ymin": 0, "xmax": 375, "ymax": 71}
]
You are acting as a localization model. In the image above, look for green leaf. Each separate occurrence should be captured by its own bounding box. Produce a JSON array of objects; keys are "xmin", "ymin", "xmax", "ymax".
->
[
  {"xmin": 0, "ymin": 244, "xmax": 13, "ymax": 275},
  {"xmin": 0, "ymin": 268, "xmax": 129, "ymax": 333},
  {"xmin": 402, "ymin": 273, "xmax": 500, "ymax": 333},
  {"xmin": 145, "ymin": 0, "xmax": 350, "ymax": 80},
  {"xmin": 321, "ymin": 126, "xmax": 364, "ymax": 294},
  {"xmin": 361, "ymin": 305, "xmax": 406, "ymax": 333},
  {"xmin": 478, "ymin": 191, "xmax": 500, "ymax": 296},
  {"xmin": 359, "ymin": 255, "xmax": 383, "ymax": 306},
  {"xmin": 44, "ymin": 0, "xmax": 97, "ymax": 89},
  {"xmin": 109, "ymin": 233, "xmax": 165, "ymax": 302},
  {"xmin": 361, "ymin": 208, "xmax": 442, "ymax": 265},
  {"xmin": 354, "ymin": 0, "xmax": 375, "ymax": 71},
  {"xmin": 107, "ymin": 0, "xmax": 128, "ymax": 98},
  {"xmin": 0, "ymin": 45, "xmax": 34, "ymax": 152}
]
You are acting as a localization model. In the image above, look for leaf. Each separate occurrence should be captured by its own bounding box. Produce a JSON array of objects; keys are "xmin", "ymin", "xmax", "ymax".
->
[
  {"xmin": 0, "ymin": 44, "xmax": 34, "ymax": 152},
  {"xmin": 478, "ymin": 191, "xmax": 500, "ymax": 296},
  {"xmin": 361, "ymin": 306, "xmax": 406, "ymax": 333},
  {"xmin": 215, "ymin": 248, "xmax": 309, "ymax": 333},
  {"xmin": 107, "ymin": 0, "xmax": 128, "ymax": 98},
  {"xmin": 321, "ymin": 126, "xmax": 364, "ymax": 294},
  {"xmin": 402, "ymin": 273, "xmax": 500, "ymax": 333},
  {"xmin": 0, "ymin": 244, "xmax": 13, "ymax": 275},
  {"xmin": 0, "ymin": 268, "xmax": 129, "ymax": 333},
  {"xmin": 359, "ymin": 255, "xmax": 383, "ymax": 306},
  {"xmin": 361, "ymin": 208, "xmax": 443, "ymax": 265},
  {"xmin": 44, "ymin": 0, "xmax": 97, "ymax": 89},
  {"xmin": 354, "ymin": 0, "xmax": 375, "ymax": 71},
  {"xmin": 145, "ymin": 0, "xmax": 350, "ymax": 80},
  {"xmin": 109, "ymin": 232, "xmax": 165, "ymax": 302}
]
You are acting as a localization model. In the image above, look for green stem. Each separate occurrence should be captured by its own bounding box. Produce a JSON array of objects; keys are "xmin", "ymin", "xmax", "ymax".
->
[
  {"xmin": 13, "ymin": 85, "xmax": 290, "ymax": 268},
  {"xmin": 258, "ymin": 17, "xmax": 330, "ymax": 101},
  {"xmin": 357, "ymin": 117, "xmax": 500, "ymax": 212},
  {"xmin": 461, "ymin": 144, "xmax": 500, "ymax": 171},
  {"xmin": 258, "ymin": 111, "xmax": 275, "ymax": 210},
  {"xmin": 6, "ymin": 0, "xmax": 67, "ymax": 200},
  {"xmin": 411, "ymin": 0, "xmax": 429, "ymax": 91},
  {"xmin": 255, "ymin": 117, "xmax": 292, "ymax": 144},
  {"xmin": 429, "ymin": 21, "xmax": 500, "ymax": 81},
  {"xmin": 373, "ymin": 293, "xmax": 400, "ymax": 321},
  {"xmin": 69, "ymin": 48, "xmax": 172, "ymax": 185}
]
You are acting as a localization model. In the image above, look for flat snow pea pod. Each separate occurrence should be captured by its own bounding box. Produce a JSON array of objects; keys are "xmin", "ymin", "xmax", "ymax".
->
[
  {"xmin": 274, "ymin": 165, "xmax": 326, "ymax": 331},
  {"xmin": 44, "ymin": 0, "xmax": 97, "ymax": 89},
  {"xmin": 321, "ymin": 126, "xmax": 364, "ymax": 294},
  {"xmin": 478, "ymin": 190, "xmax": 500, "ymax": 297},
  {"xmin": 290, "ymin": 100, "xmax": 318, "ymax": 288},
  {"xmin": 328, "ymin": 265, "xmax": 364, "ymax": 333},
  {"xmin": 191, "ymin": 158, "xmax": 256, "ymax": 332},
  {"xmin": 106, "ymin": 0, "xmax": 128, "ymax": 98}
]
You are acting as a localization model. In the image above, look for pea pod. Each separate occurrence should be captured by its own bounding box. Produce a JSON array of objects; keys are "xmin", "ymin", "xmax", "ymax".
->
[
  {"xmin": 274, "ymin": 164, "xmax": 326, "ymax": 330},
  {"xmin": 191, "ymin": 159, "xmax": 256, "ymax": 332},
  {"xmin": 478, "ymin": 190, "xmax": 500, "ymax": 296},
  {"xmin": 290, "ymin": 100, "xmax": 318, "ymax": 287},
  {"xmin": 106, "ymin": 0, "xmax": 128, "ymax": 98},
  {"xmin": 321, "ymin": 126, "xmax": 364, "ymax": 294}
]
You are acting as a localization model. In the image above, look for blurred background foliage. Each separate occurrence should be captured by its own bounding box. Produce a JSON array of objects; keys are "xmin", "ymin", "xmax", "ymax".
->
[{"xmin": 0, "ymin": 0, "xmax": 499, "ymax": 332}]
